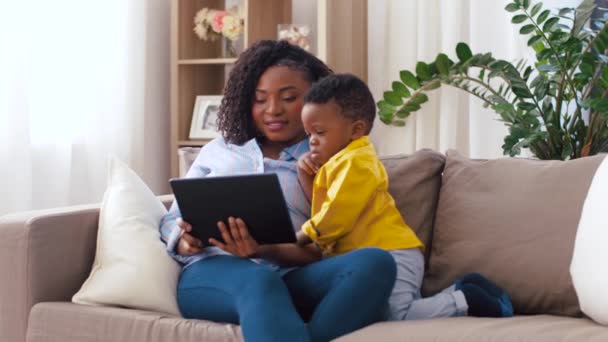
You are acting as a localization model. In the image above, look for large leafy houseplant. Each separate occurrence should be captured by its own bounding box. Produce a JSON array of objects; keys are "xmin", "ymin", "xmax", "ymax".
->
[{"xmin": 378, "ymin": 0, "xmax": 608, "ymax": 159}]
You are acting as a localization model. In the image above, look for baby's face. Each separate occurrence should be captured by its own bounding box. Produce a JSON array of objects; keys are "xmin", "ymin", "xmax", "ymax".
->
[{"xmin": 301, "ymin": 100, "xmax": 355, "ymax": 166}]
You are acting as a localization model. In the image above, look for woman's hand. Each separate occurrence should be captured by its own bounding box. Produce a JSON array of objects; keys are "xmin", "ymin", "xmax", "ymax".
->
[
  {"xmin": 176, "ymin": 218, "xmax": 203, "ymax": 256},
  {"xmin": 209, "ymin": 217, "xmax": 260, "ymax": 258}
]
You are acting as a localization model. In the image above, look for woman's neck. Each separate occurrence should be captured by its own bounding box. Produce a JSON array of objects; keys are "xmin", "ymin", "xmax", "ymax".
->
[{"xmin": 261, "ymin": 141, "xmax": 287, "ymax": 159}]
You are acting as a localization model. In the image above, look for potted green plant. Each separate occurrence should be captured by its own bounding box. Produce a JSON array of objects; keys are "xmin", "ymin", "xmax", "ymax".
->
[{"xmin": 378, "ymin": 0, "xmax": 608, "ymax": 160}]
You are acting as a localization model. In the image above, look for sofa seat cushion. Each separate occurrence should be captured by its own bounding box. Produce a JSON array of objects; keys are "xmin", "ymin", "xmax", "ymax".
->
[
  {"xmin": 26, "ymin": 302, "xmax": 242, "ymax": 342},
  {"xmin": 336, "ymin": 315, "xmax": 608, "ymax": 342}
]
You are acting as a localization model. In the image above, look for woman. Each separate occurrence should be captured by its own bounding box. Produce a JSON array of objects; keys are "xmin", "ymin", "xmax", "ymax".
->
[{"xmin": 159, "ymin": 40, "xmax": 397, "ymax": 342}]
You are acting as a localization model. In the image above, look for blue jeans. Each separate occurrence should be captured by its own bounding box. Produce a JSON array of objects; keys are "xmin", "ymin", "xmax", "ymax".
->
[{"xmin": 177, "ymin": 248, "xmax": 396, "ymax": 342}]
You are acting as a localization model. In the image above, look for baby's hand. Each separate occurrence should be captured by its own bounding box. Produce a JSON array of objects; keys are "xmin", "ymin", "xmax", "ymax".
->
[
  {"xmin": 297, "ymin": 152, "xmax": 319, "ymax": 176},
  {"xmin": 296, "ymin": 231, "xmax": 313, "ymax": 246}
]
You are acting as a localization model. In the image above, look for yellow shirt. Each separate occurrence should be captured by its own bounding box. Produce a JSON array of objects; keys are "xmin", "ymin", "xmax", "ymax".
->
[{"xmin": 301, "ymin": 136, "xmax": 423, "ymax": 256}]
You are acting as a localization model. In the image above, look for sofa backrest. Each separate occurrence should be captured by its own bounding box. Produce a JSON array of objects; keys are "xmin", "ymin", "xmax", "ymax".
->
[
  {"xmin": 380, "ymin": 150, "xmax": 446, "ymax": 262},
  {"xmin": 423, "ymin": 150, "xmax": 606, "ymax": 317}
]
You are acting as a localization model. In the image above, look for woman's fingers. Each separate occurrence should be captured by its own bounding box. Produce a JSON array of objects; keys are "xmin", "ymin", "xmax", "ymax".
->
[
  {"xmin": 217, "ymin": 221, "xmax": 235, "ymax": 246},
  {"xmin": 177, "ymin": 235, "xmax": 202, "ymax": 256},
  {"xmin": 181, "ymin": 232, "xmax": 202, "ymax": 248},
  {"xmin": 208, "ymin": 238, "xmax": 226, "ymax": 250},
  {"xmin": 235, "ymin": 218, "xmax": 251, "ymax": 240},
  {"xmin": 177, "ymin": 218, "xmax": 192, "ymax": 232},
  {"xmin": 228, "ymin": 217, "xmax": 244, "ymax": 243}
]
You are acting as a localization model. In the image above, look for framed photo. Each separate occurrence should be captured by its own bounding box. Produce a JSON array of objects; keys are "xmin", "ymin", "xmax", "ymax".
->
[{"xmin": 189, "ymin": 95, "xmax": 222, "ymax": 140}]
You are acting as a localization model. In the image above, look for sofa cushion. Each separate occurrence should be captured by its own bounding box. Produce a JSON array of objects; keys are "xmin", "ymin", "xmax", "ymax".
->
[
  {"xmin": 336, "ymin": 315, "xmax": 608, "ymax": 342},
  {"xmin": 423, "ymin": 150, "xmax": 605, "ymax": 316},
  {"xmin": 380, "ymin": 149, "xmax": 445, "ymax": 261},
  {"xmin": 72, "ymin": 157, "xmax": 181, "ymax": 316},
  {"xmin": 570, "ymin": 156, "xmax": 608, "ymax": 325},
  {"xmin": 27, "ymin": 302, "xmax": 241, "ymax": 342}
]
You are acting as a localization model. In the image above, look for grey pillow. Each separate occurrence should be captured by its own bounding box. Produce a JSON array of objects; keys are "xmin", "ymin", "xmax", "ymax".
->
[{"xmin": 380, "ymin": 149, "xmax": 446, "ymax": 263}]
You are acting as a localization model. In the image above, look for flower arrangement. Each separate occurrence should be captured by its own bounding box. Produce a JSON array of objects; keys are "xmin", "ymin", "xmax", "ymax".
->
[
  {"xmin": 193, "ymin": 6, "xmax": 244, "ymax": 42},
  {"xmin": 278, "ymin": 24, "xmax": 312, "ymax": 52}
]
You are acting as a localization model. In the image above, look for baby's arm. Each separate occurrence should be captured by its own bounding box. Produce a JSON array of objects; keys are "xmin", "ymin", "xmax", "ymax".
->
[
  {"xmin": 297, "ymin": 152, "xmax": 318, "ymax": 202},
  {"xmin": 296, "ymin": 231, "xmax": 313, "ymax": 246}
]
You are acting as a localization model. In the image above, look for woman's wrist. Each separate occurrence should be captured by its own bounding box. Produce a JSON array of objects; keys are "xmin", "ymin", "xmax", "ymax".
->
[{"xmin": 253, "ymin": 244, "xmax": 274, "ymax": 259}]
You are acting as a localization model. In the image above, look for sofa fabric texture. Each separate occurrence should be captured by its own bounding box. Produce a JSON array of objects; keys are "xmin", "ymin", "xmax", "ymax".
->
[
  {"xmin": 381, "ymin": 149, "xmax": 445, "ymax": 262},
  {"xmin": 423, "ymin": 150, "xmax": 605, "ymax": 316},
  {"xmin": 336, "ymin": 315, "xmax": 608, "ymax": 341},
  {"xmin": 27, "ymin": 302, "xmax": 241, "ymax": 342}
]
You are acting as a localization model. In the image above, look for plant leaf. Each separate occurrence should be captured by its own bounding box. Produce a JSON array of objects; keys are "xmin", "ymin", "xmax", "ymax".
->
[
  {"xmin": 392, "ymin": 120, "xmax": 406, "ymax": 127},
  {"xmin": 425, "ymin": 80, "xmax": 442, "ymax": 90},
  {"xmin": 403, "ymin": 103, "xmax": 422, "ymax": 112},
  {"xmin": 537, "ymin": 9, "xmax": 550, "ymax": 24},
  {"xmin": 392, "ymin": 81, "xmax": 411, "ymax": 98},
  {"xmin": 395, "ymin": 108, "xmax": 410, "ymax": 119},
  {"xmin": 410, "ymin": 93, "xmax": 429, "ymax": 105},
  {"xmin": 505, "ymin": 3, "xmax": 519, "ymax": 12},
  {"xmin": 528, "ymin": 35, "xmax": 543, "ymax": 46},
  {"xmin": 522, "ymin": 0, "xmax": 530, "ymax": 10},
  {"xmin": 520, "ymin": 24, "xmax": 536, "ymax": 34},
  {"xmin": 436, "ymin": 53, "xmax": 451, "ymax": 75},
  {"xmin": 400, "ymin": 70, "xmax": 420, "ymax": 90},
  {"xmin": 377, "ymin": 100, "xmax": 395, "ymax": 112},
  {"xmin": 531, "ymin": 3, "xmax": 543, "ymax": 17},
  {"xmin": 543, "ymin": 17, "xmax": 560, "ymax": 31},
  {"xmin": 416, "ymin": 62, "xmax": 433, "ymax": 81},
  {"xmin": 456, "ymin": 42, "xmax": 473, "ymax": 62},
  {"xmin": 517, "ymin": 101, "xmax": 537, "ymax": 111},
  {"xmin": 512, "ymin": 14, "xmax": 528, "ymax": 23},
  {"xmin": 384, "ymin": 91, "xmax": 403, "ymax": 106}
]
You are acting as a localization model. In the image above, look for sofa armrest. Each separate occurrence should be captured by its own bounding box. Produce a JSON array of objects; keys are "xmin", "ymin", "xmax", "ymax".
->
[{"xmin": 0, "ymin": 194, "xmax": 174, "ymax": 342}]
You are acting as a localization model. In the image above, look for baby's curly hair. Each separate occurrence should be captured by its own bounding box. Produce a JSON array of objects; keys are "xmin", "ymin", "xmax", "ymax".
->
[
  {"xmin": 304, "ymin": 74, "xmax": 376, "ymax": 134},
  {"xmin": 217, "ymin": 40, "xmax": 333, "ymax": 145}
]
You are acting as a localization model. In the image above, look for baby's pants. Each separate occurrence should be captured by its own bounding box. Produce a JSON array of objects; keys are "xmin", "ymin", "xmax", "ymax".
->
[{"xmin": 386, "ymin": 248, "xmax": 469, "ymax": 321}]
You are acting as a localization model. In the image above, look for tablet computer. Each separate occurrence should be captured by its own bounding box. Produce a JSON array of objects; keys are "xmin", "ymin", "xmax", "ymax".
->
[{"xmin": 169, "ymin": 174, "xmax": 297, "ymax": 246}]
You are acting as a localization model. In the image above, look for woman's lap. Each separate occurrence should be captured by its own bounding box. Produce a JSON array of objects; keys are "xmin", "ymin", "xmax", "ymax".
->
[
  {"xmin": 177, "ymin": 248, "xmax": 396, "ymax": 342},
  {"xmin": 177, "ymin": 255, "xmax": 308, "ymax": 342},
  {"xmin": 283, "ymin": 248, "xmax": 397, "ymax": 340}
]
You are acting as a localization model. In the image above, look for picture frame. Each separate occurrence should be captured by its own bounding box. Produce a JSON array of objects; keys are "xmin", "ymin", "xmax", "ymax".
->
[{"xmin": 189, "ymin": 95, "xmax": 223, "ymax": 140}]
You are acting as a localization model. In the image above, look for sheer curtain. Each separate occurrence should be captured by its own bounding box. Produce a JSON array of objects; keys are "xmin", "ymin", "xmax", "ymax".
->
[
  {"xmin": 0, "ymin": 0, "xmax": 170, "ymax": 216},
  {"xmin": 368, "ymin": 0, "xmax": 580, "ymax": 157}
]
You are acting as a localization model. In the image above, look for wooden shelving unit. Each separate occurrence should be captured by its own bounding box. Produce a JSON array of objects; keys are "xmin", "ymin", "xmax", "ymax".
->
[{"xmin": 170, "ymin": 0, "xmax": 292, "ymax": 177}]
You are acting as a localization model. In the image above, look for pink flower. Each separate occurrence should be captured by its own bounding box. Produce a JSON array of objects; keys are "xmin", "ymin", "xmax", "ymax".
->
[{"xmin": 211, "ymin": 11, "xmax": 227, "ymax": 33}]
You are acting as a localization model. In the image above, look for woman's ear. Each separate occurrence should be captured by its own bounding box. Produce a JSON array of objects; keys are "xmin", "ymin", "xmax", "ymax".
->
[{"xmin": 350, "ymin": 120, "xmax": 368, "ymax": 140}]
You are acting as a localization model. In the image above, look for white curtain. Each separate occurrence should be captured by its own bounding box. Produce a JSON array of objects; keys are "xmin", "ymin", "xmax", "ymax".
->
[
  {"xmin": 0, "ymin": 0, "xmax": 170, "ymax": 216},
  {"xmin": 368, "ymin": 0, "xmax": 581, "ymax": 158}
]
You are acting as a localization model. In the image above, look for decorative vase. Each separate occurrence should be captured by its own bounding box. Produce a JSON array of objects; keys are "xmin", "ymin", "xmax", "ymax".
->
[{"xmin": 222, "ymin": 38, "xmax": 238, "ymax": 58}]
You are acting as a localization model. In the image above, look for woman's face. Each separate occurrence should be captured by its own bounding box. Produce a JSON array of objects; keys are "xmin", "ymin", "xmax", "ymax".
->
[{"xmin": 252, "ymin": 66, "xmax": 310, "ymax": 147}]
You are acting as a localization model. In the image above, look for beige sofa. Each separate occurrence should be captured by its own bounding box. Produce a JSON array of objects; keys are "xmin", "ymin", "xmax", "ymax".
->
[{"xmin": 2, "ymin": 150, "xmax": 608, "ymax": 342}]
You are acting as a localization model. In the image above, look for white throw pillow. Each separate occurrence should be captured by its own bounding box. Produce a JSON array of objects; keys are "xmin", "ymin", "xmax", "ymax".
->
[
  {"xmin": 570, "ymin": 155, "xmax": 608, "ymax": 325},
  {"xmin": 72, "ymin": 157, "xmax": 181, "ymax": 316}
]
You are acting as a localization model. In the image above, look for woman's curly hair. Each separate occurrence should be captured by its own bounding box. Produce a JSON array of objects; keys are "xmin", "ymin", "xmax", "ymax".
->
[{"xmin": 217, "ymin": 40, "xmax": 333, "ymax": 145}]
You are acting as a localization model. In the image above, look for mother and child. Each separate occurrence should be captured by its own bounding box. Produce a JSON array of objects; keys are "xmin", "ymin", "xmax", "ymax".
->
[{"xmin": 159, "ymin": 40, "xmax": 513, "ymax": 342}]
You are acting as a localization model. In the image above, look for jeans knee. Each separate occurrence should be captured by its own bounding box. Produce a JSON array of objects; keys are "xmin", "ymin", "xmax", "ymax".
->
[
  {"xmin": 241, "ymin": 268, "xmax": 285, "ymax": 296},
  {"xmin": 351, "ymin": 248, "xmax": 397, "ymax": 285}
]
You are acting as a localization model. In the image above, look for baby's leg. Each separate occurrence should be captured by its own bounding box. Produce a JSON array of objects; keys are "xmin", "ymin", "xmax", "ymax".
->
[{"xmin": 386, "ymin": 249, "xmax": 468, "ymax": 320}]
